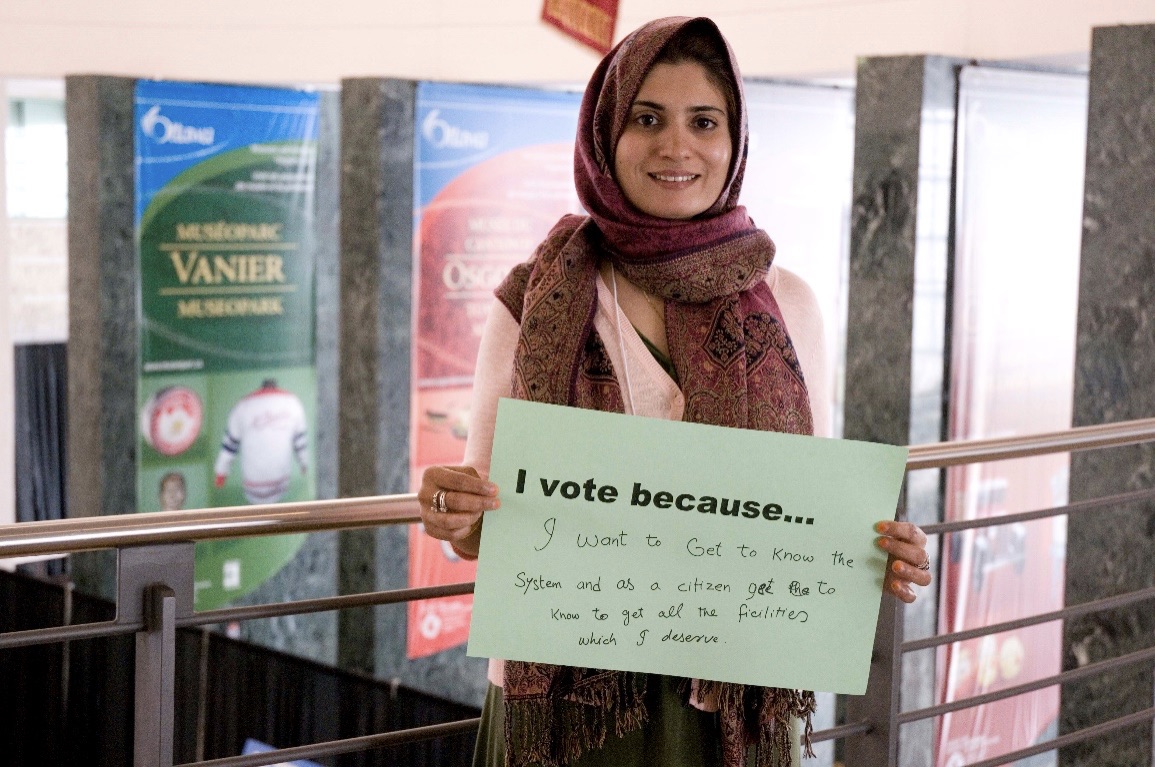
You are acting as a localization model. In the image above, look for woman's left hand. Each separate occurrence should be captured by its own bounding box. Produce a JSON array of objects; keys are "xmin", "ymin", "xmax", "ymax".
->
[{"xmin": 875, "ymin": 520, "xmax": 932, "ymax": 603}]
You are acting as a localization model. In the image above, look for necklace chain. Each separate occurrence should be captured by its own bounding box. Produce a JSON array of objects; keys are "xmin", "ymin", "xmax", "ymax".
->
[
  {"xmin": 604, "ymin": 262, "xmax": 664, "ymax": 322},
  {"xmin": 642, "ymin": 290, "xmax": 664, "ymax": 320}
]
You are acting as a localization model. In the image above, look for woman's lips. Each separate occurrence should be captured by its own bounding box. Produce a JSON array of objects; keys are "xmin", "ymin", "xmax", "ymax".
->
[{"xmin": 649, "ymin": 172, "xmax": 699, "ymax": 183}]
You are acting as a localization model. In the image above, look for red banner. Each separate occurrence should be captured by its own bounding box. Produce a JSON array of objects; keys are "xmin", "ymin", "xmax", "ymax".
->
[
  {"xmin": 933, "ymin": 66, "xmax": 1086, "ymax": 764},
  {"xmin": 541, "ymin": 0, "xmax": 619, "ymax": 54},
  {"xmin": 407, "ymin": 142, "xmax": 581, "ymax": 658},
  {"xmin": 407, "ymin": 82, "xmax": 582, "ymax": 659}
]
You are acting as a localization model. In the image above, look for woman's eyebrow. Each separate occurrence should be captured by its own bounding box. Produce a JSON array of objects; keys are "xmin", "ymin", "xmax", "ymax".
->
[{"xmin": 630, "ymin": 101, "xmax": 725, "ymax": 114}]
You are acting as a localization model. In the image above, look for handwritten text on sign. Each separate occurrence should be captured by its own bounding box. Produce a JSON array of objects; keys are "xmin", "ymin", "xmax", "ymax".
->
[{"xmin": 467, "ymin": 399, "xmax": 909, "ymax": 694}]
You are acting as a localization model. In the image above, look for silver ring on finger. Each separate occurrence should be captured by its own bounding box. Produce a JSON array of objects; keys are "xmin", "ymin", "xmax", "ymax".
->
[
  {"xmin": 433, "ymin": 489, "xmax": 449, "ymax": 514},
  {"xmin": 917, "ymin": 555, "xmax": 931, "ymax": 571}
]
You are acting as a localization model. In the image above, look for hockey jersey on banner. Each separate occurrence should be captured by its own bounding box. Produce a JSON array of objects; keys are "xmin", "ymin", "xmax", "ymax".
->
[{"xmin": 214, "ymin": 380, "xmax": 309, "ymax": 504}]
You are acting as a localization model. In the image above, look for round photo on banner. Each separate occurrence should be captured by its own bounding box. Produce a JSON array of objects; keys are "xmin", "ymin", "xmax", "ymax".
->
[
  {"xmin": 420, "ymin": 611, "xmax": 443, "ymax": 641},
  {"xmin": 999, "ymin": 635, "xmax": 1025, "ymax": 681},
  {"xmin": 140, "ymin": 385, "xmax": 203, "ymax": 456}
]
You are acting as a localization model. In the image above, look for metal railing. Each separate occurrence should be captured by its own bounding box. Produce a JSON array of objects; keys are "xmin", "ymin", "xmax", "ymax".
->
[
  {"xmin": 3, "ymin": 416, "xmax": 1155, "ymax": 766},
  {"xmin": 857, "ymin": 416, "xmax": 1155, "ymax": 765}
]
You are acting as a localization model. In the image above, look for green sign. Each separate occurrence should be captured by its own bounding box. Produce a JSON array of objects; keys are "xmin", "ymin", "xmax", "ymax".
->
[
  {"xmin": 469, "ymin": 399, "xmax": 909, "ymax": 694},
  {"xmin": 138, "ymin": 147, "xmax": 316, "ymax": 372}
]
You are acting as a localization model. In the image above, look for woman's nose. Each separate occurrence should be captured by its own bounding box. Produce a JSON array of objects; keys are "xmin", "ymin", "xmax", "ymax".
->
[{"xmin": 658, "ymin": 125, "xmax": 692, "ymax": 158}]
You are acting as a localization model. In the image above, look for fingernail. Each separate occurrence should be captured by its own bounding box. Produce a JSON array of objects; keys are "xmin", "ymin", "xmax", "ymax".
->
[
  {"xmin": 875, "ymin": 521, "xmax": 889, "ymax": 533},
  {"xmin": 892, "ymin": 561, "xmax": 903, "ymax": 574},
  {"xmin": 485, "ymin": 483, "xmax": 499, "ymax": 496}
]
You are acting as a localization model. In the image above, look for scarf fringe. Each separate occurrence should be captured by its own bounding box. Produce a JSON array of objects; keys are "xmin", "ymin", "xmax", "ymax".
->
[
  {"xmin": 504, "ymin": 672, "xmax": 648, "ymax": 767},
  {"xmin": 697, "ymin": 681, "xmax": 816, "ymax": 767}
]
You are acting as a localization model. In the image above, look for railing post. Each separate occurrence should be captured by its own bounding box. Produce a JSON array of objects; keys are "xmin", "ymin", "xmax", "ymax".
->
[
  {"xmin": 117, "ymin": 543, "xmax": 195, "ymax": 767},
  {"xmin": 845, "ymin": 598, "xmax": 903, "ymax": 764},
  {"xmin": 136, "ymin": 584, "xmax": 177, "ymax": 767}
]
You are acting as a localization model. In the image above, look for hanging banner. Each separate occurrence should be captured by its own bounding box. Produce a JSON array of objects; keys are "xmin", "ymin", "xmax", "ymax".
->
[
  {"xmin": 409, "ymin": 82, "xmax": 581, "ymax": 658},
  {"xmin": 134, "ymin": 80, "xmax": 320, "ymax": 610},
  {"xmin": 541, "ymin": 0, "xmax": 619, "ymax": 54},
  {"xmin": 935, "ymin": 67, "xmax": 1086, "ymax": 766}
]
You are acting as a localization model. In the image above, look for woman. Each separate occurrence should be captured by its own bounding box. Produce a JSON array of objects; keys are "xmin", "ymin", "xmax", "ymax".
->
[{"xmin": 419, "ymin": 16, "xmax": 932, "ymax": 767}]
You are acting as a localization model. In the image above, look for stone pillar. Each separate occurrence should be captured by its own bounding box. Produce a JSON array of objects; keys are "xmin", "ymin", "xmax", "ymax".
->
[
  {"xmin": 338, "ymin": 78, "xmax": 487, "ymax": 706},
  {"xmin": 65, "ymin": 76, "xmax": 137, "ymax": 599},
  {"xmin": 1061, "ymin": 23, "xmax": 1155, "ymax": 767},
  {"xmin": 66, "ymin": 76, "xmax": 138, "ymax": 527},
  {"xmin": 0, "ymin": 80, "xmax": 13, "ymax": 530},
  {"xmin": 842, "ymin": 56, "xmax": 958, "ymax": 767},
  {"xmin": 336, "ymin": 77, "xmax": 410, "ymax": 677},
  {"xmin": 65, "ymin": 78, "xmax": 342, "ymax": 663}
]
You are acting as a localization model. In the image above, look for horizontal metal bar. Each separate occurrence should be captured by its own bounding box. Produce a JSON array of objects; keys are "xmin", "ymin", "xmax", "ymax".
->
[
  {"xmin": 182, "ymin": 717, "xmax": 481, "ymax": 767},
  {"xmin": 0, "ymin": 619, "xmax": 143, "ymax": 650},
  {"xmin": 0, "ymin": 494, "xmax": 421, "ymax": 558},
  {"xmin": 179, "ymin": 582, "xmax": 475, "ymax": 627},
  {"xmin": 0, "ymin": 584, "xmax": 477, "ymax": 651},
  {"xmin": 176, "ymin": 712, "xmax": 865, "ymax": 765},
  {"xmin": 920, "ymin": 486, "xmax": 1155, "ymax": 536},
  {"xmin": 905, "ymin": 416, "xmax": 1155, "ymax": 471},
  {"xmin": 809, "ymin": 720, "xmax": 870, "ymax": 744},
  {"xmin": 897, "ymin": 643, "xmax": 1155, "ymax": 724},
  {"xmin": 959, "ymin": 706, "xmax": 1155, "ymax": 767},
  {"xmin": 903, "ymin": 584, "xmax": 1155, "ymax": 653},
  {"xmin": 1, "ymin": 417, "xmax": 1152, "ymax": 559}
]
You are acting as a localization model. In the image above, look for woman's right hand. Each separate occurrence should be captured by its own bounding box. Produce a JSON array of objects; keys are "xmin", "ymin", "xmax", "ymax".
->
[{"xmin": 417, "ymin": 465, "xmax": 500, "ymax": 559}]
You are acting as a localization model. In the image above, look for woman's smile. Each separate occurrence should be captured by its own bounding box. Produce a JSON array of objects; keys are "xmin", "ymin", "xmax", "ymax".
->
[{"xmin": 613, "ymin": 60, "xmax": 733, "ymax": 220}]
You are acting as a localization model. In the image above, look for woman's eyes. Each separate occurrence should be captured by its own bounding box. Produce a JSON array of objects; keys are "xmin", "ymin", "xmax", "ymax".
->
[{"xmin": 631, "ymin": 113, "xmax": 720, "ymax": 130}]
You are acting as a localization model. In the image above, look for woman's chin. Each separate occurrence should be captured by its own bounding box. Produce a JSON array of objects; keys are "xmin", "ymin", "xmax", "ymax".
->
[{"xmin": 633, "ymin": 198, "xmax": 711, "ymax": 220}]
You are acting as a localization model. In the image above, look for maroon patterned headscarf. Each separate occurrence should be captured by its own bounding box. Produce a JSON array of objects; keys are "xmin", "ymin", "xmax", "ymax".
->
[
  {"xmin": 494, "ymin": 16, "xmax": 816, "ymax": 767},
  {"xmin": 575, "ymin": 16, "xmax": 762, "ymax": 263}
]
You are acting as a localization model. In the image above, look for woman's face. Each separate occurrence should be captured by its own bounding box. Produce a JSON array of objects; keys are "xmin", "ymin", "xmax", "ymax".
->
[{"xmin": 613, "ymin": 60, "xmax": 733, "ymax": 220}]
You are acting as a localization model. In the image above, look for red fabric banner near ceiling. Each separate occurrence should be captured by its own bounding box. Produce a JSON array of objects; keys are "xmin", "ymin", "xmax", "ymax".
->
[{"xmin": 541, "ymin": 0, "xmax": 619, "ymax": 54}]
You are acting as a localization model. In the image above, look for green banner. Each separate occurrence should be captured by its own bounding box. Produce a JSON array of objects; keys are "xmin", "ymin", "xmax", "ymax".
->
[{"xmin": 135, "ymin": 81, "xmax": 320, "ymax": 610}]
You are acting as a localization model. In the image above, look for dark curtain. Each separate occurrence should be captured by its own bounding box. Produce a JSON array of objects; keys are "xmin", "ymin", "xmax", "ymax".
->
[
  {"xmin": 195, "ymin": 632, "xmax": 478, "ymax": 766},
  {"xmin": 13, "ymin": 343, "xmax": 68, "ymax": 525},
  {"xmin": 0, "ymin": 571, "xmax": 479, "ymax": 767},
  {"xmin": 0, "ymin": 572, "xmax": 132, "ymax": 767}
]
